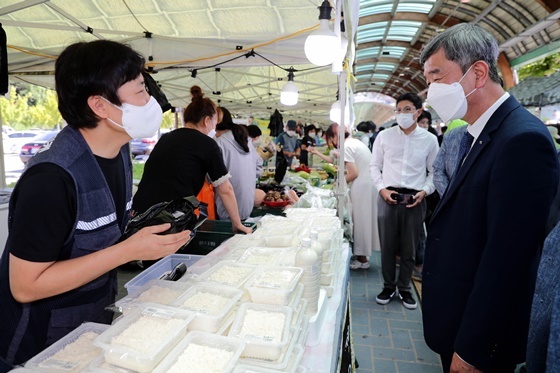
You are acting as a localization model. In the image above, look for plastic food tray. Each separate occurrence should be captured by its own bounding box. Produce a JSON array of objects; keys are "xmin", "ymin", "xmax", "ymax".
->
[
  {"xmin": 124, "ymin": 254, "xmax": 203, "ymax": 295},
  {"xmin": 89, "ymin": 355, "xmax": 136, "ymax": 373},
  {"xmin": 228, "ymin": 303, "xmax": 292, "ymax": 361},
  {"xmin": 196, "ymin": 260, "xmax": 257, "ymax": 288},
  {"xmin": 153, "ymin": 331, "xmax": 246, "ymax": 373},
  {"xmin": 244, "ymin": 266, "xmax": 303, "ymax": 306},
  {"xmin": 238, "ymin": 326, "xmax": 302, "ymax": 372},
  {"xmin": 235, "ymin": 247, "xmax": 285, "ymax": 266},
  {"xmin": 115, "ymin": 279, "xmax": 194, "ymax": 314},
  {"xmin": 287, "ymin": 283, "xmax": 304, "ymax": 311},
  {"xmin": 25, "ymin": 322, "xmax": 109, "ymax": 372},
  {"xmin": 171, "ymin": 283, "xmax": 243, "ymax": 332},
  {"xmin": 93, "ymin": 303, "xmax": 194, "ymax": 373},
  {"xmin": 275, "ymin": 247, "xmax": 301, "ymax": 267}
]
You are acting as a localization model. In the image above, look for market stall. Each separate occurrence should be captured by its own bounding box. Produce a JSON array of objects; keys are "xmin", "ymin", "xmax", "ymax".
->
[{"xmin": 14, "ymin": 207, "xmax": 354, "ymax": 373}]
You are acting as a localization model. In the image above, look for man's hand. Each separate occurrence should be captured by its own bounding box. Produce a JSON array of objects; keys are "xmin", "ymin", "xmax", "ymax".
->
[
  {"xmin": 450, "ymin": 353, "xmax": 482, "ymax": 373},
  {"xmin": 233, "ymin": 223, "xmax": 253, "ymax": 235},
  {"xmin": 407, "ymin": 190, "xmax": 427, "ymax": 208},
  {"xmin": 380, "ymin": 188, "xmax": 397, "ymax": 205}
]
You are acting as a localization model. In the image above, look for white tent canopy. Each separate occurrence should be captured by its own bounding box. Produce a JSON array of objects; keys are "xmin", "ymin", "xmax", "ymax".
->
[{"xmin": 1, "ymin": 0, "xmax": 364, "ymax": 125}]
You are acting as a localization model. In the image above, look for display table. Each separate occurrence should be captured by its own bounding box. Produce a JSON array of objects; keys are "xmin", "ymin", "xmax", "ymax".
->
[{"xmin": 206, "ymin": 238, "xmax": 351, "ymax": 373}]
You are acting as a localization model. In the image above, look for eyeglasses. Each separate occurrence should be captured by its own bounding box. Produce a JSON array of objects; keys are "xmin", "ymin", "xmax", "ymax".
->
[{"xmin": 394, "ymin": 107, "xmax": 417, "ymax": 114}]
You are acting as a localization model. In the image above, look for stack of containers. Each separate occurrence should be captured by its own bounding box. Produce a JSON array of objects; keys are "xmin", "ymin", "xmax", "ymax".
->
[{"xmin": 295, "ymin": 238, "xmax": 321, "ymax": 316}]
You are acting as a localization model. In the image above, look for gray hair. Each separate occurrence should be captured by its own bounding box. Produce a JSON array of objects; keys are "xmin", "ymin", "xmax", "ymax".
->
[{"xmin": 420, "ymin": 23, "xmax": 501, "ymax": 84}]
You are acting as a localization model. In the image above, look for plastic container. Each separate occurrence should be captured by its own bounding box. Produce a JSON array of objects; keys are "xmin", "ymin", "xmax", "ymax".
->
[
  {"xmin": 153, "ymin": 331, "xmax": 245, "ymax": 373},
  {"xmin": 25, "ymin": 322, "xmax": 109, "ymax": 372},
  {"xmin": 235, "ymin": 247, "xmax": 285, "ymax": 266},
  {"xmin": 93, "ymin": 303, "xmax": 194, "ymax": 372},
  {"xmin": 89, "ymin": 355, "xmax": 136, "ymax": 373},
  {"xmin": 305, "ymin": 289, "xmax": 327, "ymax": 347},
  {"xmin": 197, "ymin": 261, "xmax": 257, "ymax": 288},
  {"xmin": 124, "ymin": 254, "xmax": 203, "ymax": 295},
  {"xmin": 244, "ymin": 266, "xmax": 303, "ymax": 305},
  {"xmin": 115, "ymin": 279, "xmax": 194, "ymax": 314},
  {"xmin": 171, "ymin": 283, "xmax": 243, "ymax": 332},
  {"xmin": 187, "ymin": 221, "xmax": 257, "ymax": 255},
  {"xmin": 228, "ymin": 303, "xmax": 292, "ymax": 361},
  {"xmin": 238, "ymin": 326, "xmax": 301, "ymax": 372}
]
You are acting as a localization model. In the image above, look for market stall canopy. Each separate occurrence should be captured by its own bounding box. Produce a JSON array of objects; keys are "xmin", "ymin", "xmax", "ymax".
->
[
  {"xmin": 0, "ymin": 0, "xmax": 361, "ymax": 125},
  {"xmin": 507, "ymin": 71, "xmax": 560, "ymax": 107}
]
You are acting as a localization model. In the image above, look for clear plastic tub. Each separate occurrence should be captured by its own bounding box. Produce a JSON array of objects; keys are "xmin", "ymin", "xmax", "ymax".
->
[
  {"xmin": 152, "ymin": 331, "xmax": 245, "ymax": 373},
  {"xmin": 25, "ymin": 322, "xmax": 108, "ymax": 372},
  {"xmin": 235, "ymin": 247, "xmax": 285, "ymax": 266},
  {"xmin": 124, "ymin": 254, "xmax": 203, "ymax": 295},
  {"xmin": 89, "ymin": 355, "xmax": 136, "ymax": 373},
  {"xmin": 171, "ymin": 283, "xmax": 243, "ymax": 332},
  {"xmin": 287, "ymin": 284, "xmax": 304, "ymax": 310},
  {"xmin": 244, "ymin": 266, "xmax": 303, "ymax": 305},
  {"xmin": 196, "ymin": 261, "xmax": 257, "ymax": 288},
  {"xmin": 228, "ymin": 303, "xmax": 292, "ymax": 361},
  {"xmin": 115, "ymin": 279, "xmax": 194, "ymax": 314},
  {"xmin": 275, "ymin": 247, "xmax": 301, "ymax": 267},
  {"xmin": 238, "ymin": 326, "xmax": 301, "ymax": 372},
  {"xmin": 93, "ymin": 303, "xmax": 194, "ymax": 372}
]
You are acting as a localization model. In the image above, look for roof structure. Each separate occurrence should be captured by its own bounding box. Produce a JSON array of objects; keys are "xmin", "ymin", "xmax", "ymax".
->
[{"xmin": 1, "ymin": 0, "xmax": 560, "ymax": 126}]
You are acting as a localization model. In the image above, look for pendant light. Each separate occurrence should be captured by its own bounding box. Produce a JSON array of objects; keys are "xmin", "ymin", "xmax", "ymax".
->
[
  {"xmin": 304, "ymin": 0, "xmax": 339, "ymax": 66},
  {"xmin": 280, "ymin": 68, "xmax": 298, "ymax": 106}
]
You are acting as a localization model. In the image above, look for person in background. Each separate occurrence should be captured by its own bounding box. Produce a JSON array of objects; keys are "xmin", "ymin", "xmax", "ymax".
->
[
  {"xmin": 274, "ymin": 120, "xmax": 300, "ymax": 183},
  {"xmin": 214, "ymin": 107, "xmax": 261, "ymax": 220},
  {"xmin": 0, "ymin": 40, "xmax": 193, "ymax": 370},
  {"xmin": 417, "ymin": 111, "xmax": 438, "ymax": 137},
  {"xmin": 546, "ymin": 125, "xmax": 560, "ymax": 150},
  {"xmin": 299, "ymin": 124, "xmax": 316, "ymax": 166},
  {"xmin": 310, "ymin": 123, "xmax": 380, "ymax": 269},
  {"xmin": 133, "ymin": 85, "xmax": 252, "ymax": 235},
  {"xmin": 369, "ymin": 92, "xmax": 439, "ymax": 310},
  {"xmin": 420, "ymin": 23, "xmax": 558, "ymax": 372},
  {"xmin": 246, "ymin": 124, "xmax": 265, "ymax": 177},
  {"xmin": 356, "ymin": 121, "xmax": 377, "ymax": 151},
  {"xmin": 315, "ymin": 127, "xmax": 326, "ymax": 146},
  {"xmin": 432, "ymin": 124, "xmax": 468, "ymax": 198}
]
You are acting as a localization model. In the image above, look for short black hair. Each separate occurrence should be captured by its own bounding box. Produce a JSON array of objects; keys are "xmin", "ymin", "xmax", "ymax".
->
[
  {"xmin": 418, "ymin": 110, "xmax": 432, "ymax": 125},
  {"xmin": 55, "ymin": 40, "xmax": 146, "ymax": 129},
  {"xmin": 247, "ymin": 124, "xmax": 262, "ymax": 138},
  {"xmin": 396, "ymin": 92, "xmax": 423, "ymax": 110}
]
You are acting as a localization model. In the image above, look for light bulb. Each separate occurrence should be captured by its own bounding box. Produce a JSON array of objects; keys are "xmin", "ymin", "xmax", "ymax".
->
[
  {"xmin": 330, "ymin": 100, "xmax": 350, "ymax": 124},
  {"xmin": 304, "ymin": 19, "xmax": 339, "ymax": 66},
  {"xmin": 281, "ymin": 81, "xmax": 298, "ymax": 106}
]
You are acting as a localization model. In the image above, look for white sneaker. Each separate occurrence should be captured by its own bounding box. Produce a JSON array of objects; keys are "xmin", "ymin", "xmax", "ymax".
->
[{"xmin": 350, "ymin": 259, "xmax": 370, "ymax": 270}]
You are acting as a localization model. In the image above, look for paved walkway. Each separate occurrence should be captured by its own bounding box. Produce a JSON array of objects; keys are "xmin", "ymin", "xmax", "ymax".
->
[{"xmin": 350, "ymin": 251, "xmax": 442, "ymax": 373}]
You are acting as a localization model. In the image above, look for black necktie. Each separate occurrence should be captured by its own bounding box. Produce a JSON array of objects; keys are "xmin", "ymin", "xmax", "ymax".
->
[{"xmin": 454, "ymin": 131, "xmax": 474, "ymax": 176}]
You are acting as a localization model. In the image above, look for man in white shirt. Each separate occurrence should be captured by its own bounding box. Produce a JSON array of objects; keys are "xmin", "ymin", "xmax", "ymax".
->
[{"xmin": 369, "ymin": 92, "xmax": 439, "ymax": 310}]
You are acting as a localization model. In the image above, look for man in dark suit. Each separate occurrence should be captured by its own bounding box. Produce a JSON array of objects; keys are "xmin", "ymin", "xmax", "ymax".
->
[{"xmin": 420, "ymin": 23, "xmax": 559, "ymax": 373}]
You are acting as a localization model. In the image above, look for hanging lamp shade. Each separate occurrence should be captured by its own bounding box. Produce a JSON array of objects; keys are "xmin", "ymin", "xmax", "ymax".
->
[
  {"xmin": 280, "ymin": 70, "xmax": 298, "ymax": 106},
  {"xmin": 304, "ymin": 1, "xmax": 339, "ymax": 66}
]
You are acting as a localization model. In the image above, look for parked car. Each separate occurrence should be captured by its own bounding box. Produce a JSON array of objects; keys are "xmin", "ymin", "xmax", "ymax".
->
[
  {"xmin": 3, "ymin": 131, "xmax": 43, "ymax": 154},
  {"xmin": 130, "ymin": 134, "xmax": 159, "ymax": 157},
  {"xmin": 19, "ymin": 130, "xmax": 59, "ymax": 164}
]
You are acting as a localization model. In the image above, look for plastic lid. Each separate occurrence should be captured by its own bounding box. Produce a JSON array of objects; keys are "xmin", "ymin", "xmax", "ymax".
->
[
  {"xmin": 301, "ymin": 237, "xmax": 312, "ymax": 247},
  {"xmin": 310, "ymin": 230, "xmax": 319, "ymax": 240}
]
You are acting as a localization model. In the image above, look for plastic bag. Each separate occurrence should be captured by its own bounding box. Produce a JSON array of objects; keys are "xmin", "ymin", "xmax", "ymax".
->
[{"xmin": 121, "ymin": 196, "xmax": 208, "ymax": 240}]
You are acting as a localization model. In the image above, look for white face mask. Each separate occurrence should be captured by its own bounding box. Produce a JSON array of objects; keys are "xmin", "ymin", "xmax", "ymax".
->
[
  {"xmin": 104, "ymin": 96, "xmax": 163, "ymax": 139},
  {"xmin": 426, "ymin": 64, "xmax": 477, "ymax": 123},
  {"xmin": 253, "ymin": 138, "xmax": 263, "ymax": 147},
  {"xmin": 308, "ymin": 132, "xmax": 316, "ymax": 137},
  {"xmin": 395, "ymin": 113, "xmax": 416, "ymax": 129},
  {"xmin": 207, "ymin": 129, "xmax": 216, "ymax": 138},
  {"xmin": 287, "ymin": 130, "xmax": 296, "ymax": 137}
]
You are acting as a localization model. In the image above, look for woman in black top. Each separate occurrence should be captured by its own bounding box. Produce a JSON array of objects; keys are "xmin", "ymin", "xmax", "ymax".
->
[
  {"xmin": 299, "ymin": 124, "xmax": 316, "ymax": 166},
  {"xmin": 133, "ymin": 86, "xmax": 252, "ymax": 234}
]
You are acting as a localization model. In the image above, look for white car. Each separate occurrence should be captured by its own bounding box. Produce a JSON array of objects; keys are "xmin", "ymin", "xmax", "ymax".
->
[{"xmin": 2, "ymin": 131, "xmax": 44, "ymax": 154}]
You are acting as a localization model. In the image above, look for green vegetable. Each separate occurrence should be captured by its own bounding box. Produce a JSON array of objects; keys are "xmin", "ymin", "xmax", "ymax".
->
[
  {"xmin": 297, "ymin": 171, "xmax": 310, "ymax": 179},
  {"xmin": 322, "ymin": 163, "xmax": 337, "ymax": 175}
]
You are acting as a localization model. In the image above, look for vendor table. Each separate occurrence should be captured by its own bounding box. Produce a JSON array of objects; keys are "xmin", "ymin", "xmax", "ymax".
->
[{"xmin": 206, "ymin": 238, "xmax": 352, "ymax": 373}]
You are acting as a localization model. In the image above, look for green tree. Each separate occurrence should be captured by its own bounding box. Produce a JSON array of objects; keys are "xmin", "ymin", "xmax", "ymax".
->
[{"xmin": 517, "ymin": 52, "xmax": 560, "ymax": 81}]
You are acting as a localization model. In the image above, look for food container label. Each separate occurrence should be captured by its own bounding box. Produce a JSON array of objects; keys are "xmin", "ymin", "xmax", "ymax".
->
[{"xmin": 142, "ymin": 307, "xmax": 175, "ymax": 319}]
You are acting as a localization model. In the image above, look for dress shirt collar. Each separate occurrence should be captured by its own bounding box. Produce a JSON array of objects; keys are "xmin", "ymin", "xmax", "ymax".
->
[{"xmin": 468, "ymin": 92, "xmax": 510, "ymax": 142}]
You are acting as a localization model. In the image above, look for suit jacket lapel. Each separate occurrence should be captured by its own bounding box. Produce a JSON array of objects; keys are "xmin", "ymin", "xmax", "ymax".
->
[{"xmin": 430, "ymin": 96, "xmax": 521, "ymax": 221}]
